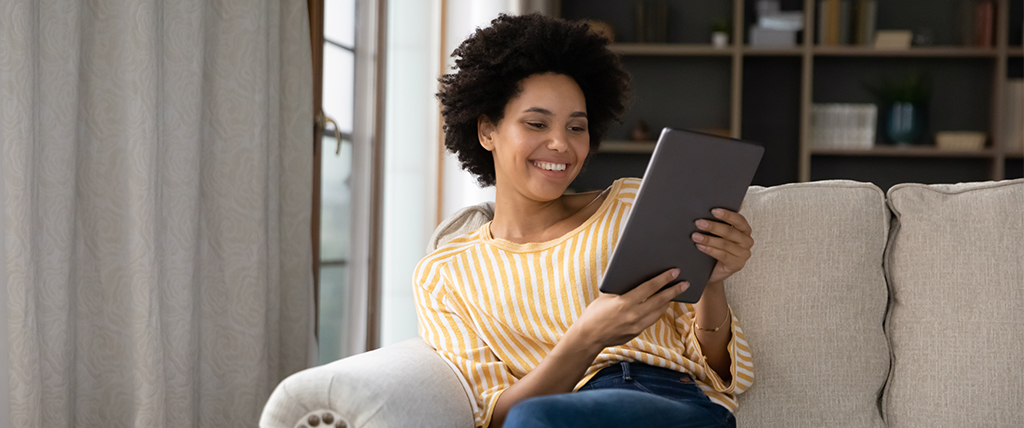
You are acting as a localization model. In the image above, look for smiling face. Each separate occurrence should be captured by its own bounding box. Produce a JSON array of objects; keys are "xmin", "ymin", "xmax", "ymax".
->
[{"xmin": 478, "ymin": 73, "xmax": 590, "ymax": 204}]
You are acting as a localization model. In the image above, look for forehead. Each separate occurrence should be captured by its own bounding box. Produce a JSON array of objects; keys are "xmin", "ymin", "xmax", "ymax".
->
[{"xmin": 507, "ymin": 73, "xmax": 586, "ymax": 111}]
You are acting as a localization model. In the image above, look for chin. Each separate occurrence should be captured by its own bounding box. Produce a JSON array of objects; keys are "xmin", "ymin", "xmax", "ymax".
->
[{"xmin": 532, "ymin": 178, "xmax": 576, "ymax": 200}]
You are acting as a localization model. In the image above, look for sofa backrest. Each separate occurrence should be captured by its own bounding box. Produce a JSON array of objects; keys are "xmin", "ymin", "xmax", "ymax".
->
[
  {"xmin": 428, "ymin": 202, "xmax": 493, "ymax": 252},
  {"xmin": 726, "ymin": 180, "xmax": 890, "ymax": 428},
  {"xmin": 882, "ymin": 179, "xmax": 1024, "ymax": 428}
]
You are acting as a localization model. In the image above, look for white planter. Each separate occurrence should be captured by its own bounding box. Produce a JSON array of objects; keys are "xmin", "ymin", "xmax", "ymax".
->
[{"xmin": 712, "ymin": 31, "xmax": 729, "ymax": 48}]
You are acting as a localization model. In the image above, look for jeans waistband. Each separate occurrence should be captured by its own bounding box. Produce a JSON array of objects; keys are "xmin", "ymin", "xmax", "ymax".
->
[{"xmin": 594, "ymin": 361, "xmax": 693, "ymax": 382}]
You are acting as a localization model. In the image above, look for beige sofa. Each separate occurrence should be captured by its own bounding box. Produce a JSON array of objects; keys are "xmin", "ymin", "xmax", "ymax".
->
[{"xmin": 260, "ymin": 179, "xmax": 1024, "ymax": 428}]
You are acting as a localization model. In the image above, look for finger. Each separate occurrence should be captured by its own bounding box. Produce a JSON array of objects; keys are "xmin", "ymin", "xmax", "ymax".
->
[
  {"xmin": 693, "ymin": 231, "xmax": 752, "ymax": 260},
  {"xmin": 712, "ymin": 208, "xmax": 753, "ymax": 235},
  {"xmin": 695, "ymin": 219, "xmax": 754, "ymax": 249},
  {"xmin": 638, "ymin": 298, "xmax": 678, "ymax": 328},
  {"xmin": 626, "ymin": 268, "xmax": 679, "ymax": 302},
  {"xmin": 695, "ymin": 242, "xmax": 747, "ymax": 273},
  {"xmin": 649, "ymin": 280, "xmax": 689, "ymax": 307}
]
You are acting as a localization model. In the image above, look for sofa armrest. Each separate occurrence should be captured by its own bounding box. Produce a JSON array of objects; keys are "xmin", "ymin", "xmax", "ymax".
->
[{"xmin": 260, "ymin": 338, "xmax": 475, "ymax": 428}]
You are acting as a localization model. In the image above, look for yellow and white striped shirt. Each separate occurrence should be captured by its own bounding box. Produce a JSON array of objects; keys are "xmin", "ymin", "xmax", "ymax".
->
[{"xmin": 414, "ymin": 178, "xmax": 754, "ymax": 428}]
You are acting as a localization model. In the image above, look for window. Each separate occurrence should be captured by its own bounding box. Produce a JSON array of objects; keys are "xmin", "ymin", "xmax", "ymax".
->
[{"xmin": 318, "ymin": 0, "xmax": 356, "ymax": 365}]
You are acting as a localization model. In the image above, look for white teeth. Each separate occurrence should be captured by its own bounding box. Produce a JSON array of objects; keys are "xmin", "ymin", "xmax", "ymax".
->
[{"xmin": 534, "ymin": 161, "xmax": 567, "ymax": 171}]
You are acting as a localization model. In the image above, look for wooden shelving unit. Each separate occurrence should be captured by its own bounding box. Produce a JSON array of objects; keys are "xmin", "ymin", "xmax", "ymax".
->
[
  {"xmin": 599, "ymin": 141, "xmax": 657, "ymax": 154},
  {"xmin": 564, "ymin": 0, "xmax": 1023, "ymax": 191},
  {"xmin": 811, "ymin": 147, "xmax": 998, "ymax": 158},
  {"xmin": 811, "ymin": 46, "xmax": 1000, "ymax": 57},
  {"xmin": 608, "ymin": 43, "xmax": 733, "ymax": 56},
  {"xmin": 742, "ymin": 47, "xmax": 803, "ymax": 56}
]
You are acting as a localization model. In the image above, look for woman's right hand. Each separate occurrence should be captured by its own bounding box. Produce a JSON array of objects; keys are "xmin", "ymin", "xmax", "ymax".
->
[{"xmin": 570, "ymin": 269, "xmax": 688, "ymax": 351}]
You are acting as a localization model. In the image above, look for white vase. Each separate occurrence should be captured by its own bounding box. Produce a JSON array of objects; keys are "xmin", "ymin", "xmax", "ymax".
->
[{"xmin": 712, "ymin": 31, "xmax": 729, "ymax": 48}]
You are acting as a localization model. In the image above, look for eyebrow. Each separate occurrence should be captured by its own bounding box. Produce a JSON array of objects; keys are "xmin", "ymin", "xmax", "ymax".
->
[{"xmin": 523, "ymin": 107, "xmax": 588, "ymax": 118}]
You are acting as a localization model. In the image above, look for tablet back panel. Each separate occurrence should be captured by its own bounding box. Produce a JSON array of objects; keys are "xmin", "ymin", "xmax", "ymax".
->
[{"xmin": 599, "ymin": 128, "xmax": 764, "ymax": 303}]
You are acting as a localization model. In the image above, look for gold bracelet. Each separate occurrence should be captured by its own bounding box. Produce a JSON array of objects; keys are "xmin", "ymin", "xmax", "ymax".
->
[{"xmin": 694, "ymin": 311, "xmax": 730, "ymax": 333}]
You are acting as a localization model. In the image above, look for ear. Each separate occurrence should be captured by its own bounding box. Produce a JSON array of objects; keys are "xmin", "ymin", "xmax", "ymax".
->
[{"xmin": 477, "ymin": 115, "xmax": 496, "ymax": 152}]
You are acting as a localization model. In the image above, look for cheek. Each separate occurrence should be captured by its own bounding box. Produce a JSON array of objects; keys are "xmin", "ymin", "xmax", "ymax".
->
[{"xmin": 576, "ymin": 135, "xmax": 591, "ymax": 158}]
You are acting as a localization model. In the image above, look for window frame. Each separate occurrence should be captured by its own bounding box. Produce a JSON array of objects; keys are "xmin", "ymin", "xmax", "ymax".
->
[{"xmin": 308, "ymin": 0, "xmax": 387, "ymax": 356}]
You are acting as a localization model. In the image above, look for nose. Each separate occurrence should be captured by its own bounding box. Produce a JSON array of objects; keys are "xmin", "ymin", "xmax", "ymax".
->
[{"xmin": 547, "ymin": 129, "xmax": 570, "ymax": 152}]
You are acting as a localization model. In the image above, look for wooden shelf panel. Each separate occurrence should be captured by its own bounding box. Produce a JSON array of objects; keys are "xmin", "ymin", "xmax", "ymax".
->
[
  {"xmin": 609, "ymin": 43, "xmax": 734, "ymax": 56},
  {"xmin": 1005, "ymin": 151, "xmax": 1024, "ymax": 159},
  {"xmin": 812, "ymin": 46, "xmax": 999, "ymax": 57},
  {"xmin": 599, "ymin": 141, "xmax": 655, "ymax": 153},
  {"xmin": 610, "ymin": 44, "xmax": 1009, "ymax": 58},
  {"xmin": 811, "ymin": 146, "xmax": 997, "ymax": 158},
  {"xmin": 742, "ymin": 47, "xmax": 804, "ymax": 56}
]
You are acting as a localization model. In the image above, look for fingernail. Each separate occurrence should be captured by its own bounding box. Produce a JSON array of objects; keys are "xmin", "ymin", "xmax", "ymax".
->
[
  {"xmin": 678, "ymin": 282, "xmax": 689, "ymax": 291},
  {"xmin": 696, "ymin": 244, "xmax": 707, "ymax": 251},
  {"xmin": 712, "ymin": 209, "xmax": 725, "ymax": 218},
  {"xmin": 692, "ymin": 232, "xmax": 704, "ymax": 242},
  {"xmin": 695, "ymin": 220, "xmax": 708, "ymax": 229},
  {"xmin": 671, "ymin": 269, "xmax": 679, "ymax": 278}
]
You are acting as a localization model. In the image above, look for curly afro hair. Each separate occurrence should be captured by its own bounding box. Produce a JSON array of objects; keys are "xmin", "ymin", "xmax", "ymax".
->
[{"xmin": 437, "ymin": 13, "xmax": 631, "ymax": 187}]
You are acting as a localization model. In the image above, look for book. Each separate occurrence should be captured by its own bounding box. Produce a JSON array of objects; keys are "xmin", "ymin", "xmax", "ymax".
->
[
  {"xmin": 1003, "ymin": 80, "xmax": 1024, "ymax": 152},
  {"xmin": 837, "ymin": 0, "xmax": 851, "ymax": 45},
  {"xmin": 828, "ymin": 0, "xmax": 840, "ymax": 45},
  {"xmin": 817, "ymin": 0, "xmax": 831, "ymax": 45},
  {"xmin": 853, "ymin": 0, "xmax": 876, "ymax": 45},
  {"xmin": 974, "ymin": 0, "xmax": 993, "ymax": 47},
  {"xmin": 818, "ymin": 0, "xmax": 842, "ymax": 45},
  {"xmin": 818, "ymin": 0, "xmax": 874, "ymax": 46}
]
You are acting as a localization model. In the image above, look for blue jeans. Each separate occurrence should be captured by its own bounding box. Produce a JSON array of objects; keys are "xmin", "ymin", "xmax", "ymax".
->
[{"xmin": 503, "ymin": 361, "xmax": 736, "ymax": 428}]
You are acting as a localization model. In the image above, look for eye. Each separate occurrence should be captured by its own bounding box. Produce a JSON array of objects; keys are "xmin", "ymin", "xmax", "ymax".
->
[
  {"xmin": 527, "ymin": 122, "xmax": 547, "ymax": 129},
  {"xmin": 570, "ymin": 125, "xmax": 587, "ymax": 132}
]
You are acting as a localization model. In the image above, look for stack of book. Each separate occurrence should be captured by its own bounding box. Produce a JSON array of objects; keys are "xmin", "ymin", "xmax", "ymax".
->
[
  {"xmin": 960, "ymin": 0, "xmax": 995, "ymax": 47},
  {"xmin": 817, "ymin": 0, "xmax": 876, "ymax": 46},
  {"xmin": 634, "ymin": 1, "xmax": 669, "ymax": 43},
  {"xmin": 1003, "ymin": 80, "xmax": 1024, "ymax": 152},
  {"xmin": 812, "ymin": 104, "xmax": 878, "ymax": 149}
]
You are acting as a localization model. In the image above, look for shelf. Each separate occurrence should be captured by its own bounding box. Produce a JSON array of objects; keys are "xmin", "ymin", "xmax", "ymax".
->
[
  {"xmin": 609, "ymin": 43, "xmax": 734, "ymax": 56},
  {"xmin": 609, "ymin": 44, "xmax": 1005, "ymax": 58},
  {"xmin": 565, "ymin": 0, "xmax": 1020, "ymax": 186},
  {"xmin": 599, "ymin": 141, "xmax": 655, "ymax": 153},
  {"xmin": 742, "ymin": 47, "xmax": 804, "ymax": 56},
  {"xmin": 811, "ymin": 146, "xmax": 996, "ymax": 158},
  {"xmin": 813, "ymin": 46, "xmax": 999, "ymax": 57}
]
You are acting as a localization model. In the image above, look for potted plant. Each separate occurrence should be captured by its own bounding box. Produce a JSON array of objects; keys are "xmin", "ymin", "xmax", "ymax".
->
[
  {"xmin": 711, "ymin": 19, "xmax": 730, "ymax": 48},
  {"xmin": 868, "ymin": 73, "xmax": 932, "ymax": 145}
]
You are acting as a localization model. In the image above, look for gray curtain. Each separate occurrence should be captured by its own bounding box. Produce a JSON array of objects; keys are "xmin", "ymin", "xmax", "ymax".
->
[{"xmin": 0, "ymin": 0, "xmax": 314, "ymax": 426}]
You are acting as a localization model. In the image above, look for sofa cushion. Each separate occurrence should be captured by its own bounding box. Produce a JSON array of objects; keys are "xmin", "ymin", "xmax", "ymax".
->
[
  {"xmin": 882, "ymin": 179, "xmax": 1024, "ymax": 428},
  {"xmin": 727, "ymin": 180, "xmax": 890, "ymax": 428}
]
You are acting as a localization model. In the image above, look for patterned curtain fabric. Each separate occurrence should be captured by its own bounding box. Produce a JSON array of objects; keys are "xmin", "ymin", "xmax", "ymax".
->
[{"xmin": 0, "ymin": 1, "xmax": 314, "ymax": 427}]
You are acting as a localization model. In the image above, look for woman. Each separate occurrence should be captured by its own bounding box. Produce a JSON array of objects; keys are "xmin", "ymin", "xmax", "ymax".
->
[{"xmin": 416, "ymin": 13, "xmax": 754, "ymax": 428}]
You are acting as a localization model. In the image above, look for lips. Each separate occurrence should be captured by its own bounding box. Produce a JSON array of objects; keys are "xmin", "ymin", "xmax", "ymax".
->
[{"xmin": 532, "ymin": 160, "xmax": 568, "ymax": 171}]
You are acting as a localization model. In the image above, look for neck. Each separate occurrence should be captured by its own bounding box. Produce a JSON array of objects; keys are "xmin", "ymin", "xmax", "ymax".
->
[{"xmin": 489, "ymin": 185, "xmax": 573, "ymax": 244}]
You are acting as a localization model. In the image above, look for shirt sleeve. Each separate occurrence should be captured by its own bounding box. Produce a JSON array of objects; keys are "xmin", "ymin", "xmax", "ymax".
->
[
  {"xmin": 414, "ymin": 261, "xmax": 516, "ymax": 428},
  {"xmin": 674, "ymin": 303, "xmax": 755, "ymax": 395}
]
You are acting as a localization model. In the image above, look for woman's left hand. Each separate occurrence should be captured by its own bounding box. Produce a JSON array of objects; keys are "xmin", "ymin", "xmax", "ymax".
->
[{"xmin": 691, "ymin": 208, "xmax": 754, "ymax": 285}]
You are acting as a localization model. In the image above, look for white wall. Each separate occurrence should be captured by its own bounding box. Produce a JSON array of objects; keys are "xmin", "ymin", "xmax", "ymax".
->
[
  {"xmin": 438, "ymin": 0, "xmax": 507, "ymax": 220},
  {"xmin": 380, "ymin": 0, "xmax": 442, "ymax": 346}
]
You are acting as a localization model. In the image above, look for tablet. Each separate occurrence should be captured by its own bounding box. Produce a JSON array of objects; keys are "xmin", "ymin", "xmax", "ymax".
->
[{"xmin": 599, "ymin": 128, "xmax": 764, "ymax": 303}]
